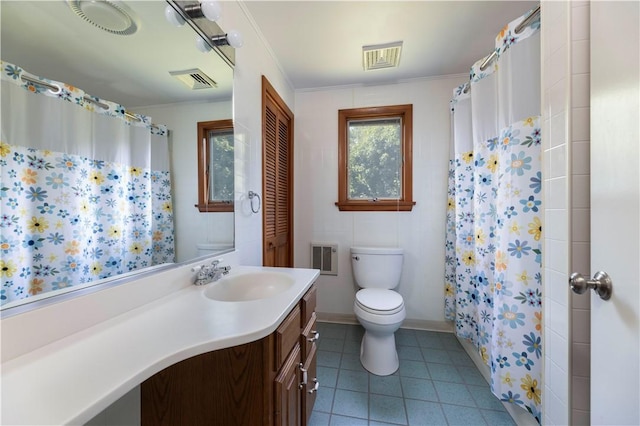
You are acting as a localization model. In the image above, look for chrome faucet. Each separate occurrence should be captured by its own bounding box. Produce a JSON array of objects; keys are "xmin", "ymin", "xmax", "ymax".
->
[{"xmin": 192, "ymin": 259, "xmax": 231, "ymax": 286}]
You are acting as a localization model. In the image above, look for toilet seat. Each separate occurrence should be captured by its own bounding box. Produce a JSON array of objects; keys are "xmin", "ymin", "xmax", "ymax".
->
[{"xmin": 355, "ymin": 289, "xmax": 404, "ymax": 315}]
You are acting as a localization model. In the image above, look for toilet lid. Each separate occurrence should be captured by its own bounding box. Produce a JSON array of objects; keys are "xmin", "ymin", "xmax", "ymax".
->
[{"xmin": 355, "ymin": 289, "xmax": 404, "ymax": 313}]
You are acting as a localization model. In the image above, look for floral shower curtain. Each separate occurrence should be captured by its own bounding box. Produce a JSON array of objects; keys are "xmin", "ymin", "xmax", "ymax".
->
[
  {"xmin": 0, "ymin": 61, "xmax": 175, "ymax": 307},
  {"xmin": 444, "ymin": 8, "xmax": 542, "ymax": 422}
]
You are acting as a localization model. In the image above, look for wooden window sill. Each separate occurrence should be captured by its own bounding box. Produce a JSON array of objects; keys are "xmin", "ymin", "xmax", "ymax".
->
[
  {"xmin": 334, "ymin": 200, "xmax": 415, "ymax": 212},
  {"xmin": 195, "ymin": 203, "xmax": 234, "ymax": 213}
]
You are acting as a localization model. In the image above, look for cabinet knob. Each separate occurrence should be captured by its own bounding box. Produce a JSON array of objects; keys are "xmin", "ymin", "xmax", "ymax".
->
[
  {"xmin": 308, "ymin": 378, "xmax": 319, "ymax": 394},
  {"xmin": 307, "ymin": 331, "xmax": 320, "ymax": 343}
]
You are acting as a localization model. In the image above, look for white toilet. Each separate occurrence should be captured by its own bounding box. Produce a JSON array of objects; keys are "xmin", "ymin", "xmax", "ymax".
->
[
  {"xmin": 351, "ymin": 246, "xmax": 406, "ymax": 375},
  {"xmin": 196, "ymin": 243, "xmax": 233, "ymax": 257}
]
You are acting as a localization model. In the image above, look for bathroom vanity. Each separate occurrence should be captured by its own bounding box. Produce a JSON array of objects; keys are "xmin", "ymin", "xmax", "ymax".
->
[
  {"xmin": 0, "ymin": 264, "xmax": 319, "ymax": 425},
  {"xmin": 141, "ymin": 283, "xmax": 318, "ymax": 425}
]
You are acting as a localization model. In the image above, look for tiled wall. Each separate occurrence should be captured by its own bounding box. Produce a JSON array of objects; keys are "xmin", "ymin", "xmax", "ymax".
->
[
  {"xmin": 134, "ymin": 100, "xmax": 234, "ymax": 262},
  {"xmin": 292, "ymin": 76, "xmax": 465, "ymax": 325},
  {"xmin": 219, "ymin": 1, "xmax": 296, "ymax": 266},
  {"xmin": 542, "ymin": 1, "xmax": 591, "ymax": 424}
]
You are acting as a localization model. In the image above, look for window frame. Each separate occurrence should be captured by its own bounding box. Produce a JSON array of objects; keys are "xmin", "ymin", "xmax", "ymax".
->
[
  {"xmin": 196, "ymin": 119, "xmax": 234, "ymax": 213},
  {"xmin": 336, "ymin": 104, "xmax": 415, "ymax": 211}
]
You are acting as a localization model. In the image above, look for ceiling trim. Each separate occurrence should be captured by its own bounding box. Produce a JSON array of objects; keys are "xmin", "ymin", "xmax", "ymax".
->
[{"xmin": 294, "ymin": 72, "xmax": 470, "ymax": 94}]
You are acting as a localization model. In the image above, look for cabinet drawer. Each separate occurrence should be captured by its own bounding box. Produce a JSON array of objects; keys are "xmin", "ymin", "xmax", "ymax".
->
[
  {"xmin": 301, "ymin": 283, "xmax": 317, "ymax": 326},
  {"xmin": 275, "ymin": 304, "xmax": 301, "ymax": 368},
  {"xmin": 301, "ymin": 312, "xmax": 318, "ymax": 359}
]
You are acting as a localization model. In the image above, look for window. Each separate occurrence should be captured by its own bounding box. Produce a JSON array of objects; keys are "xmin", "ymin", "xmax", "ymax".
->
[
  {"xmin": 336, "ymin": 104, "xmax": 415, "ymax": 211},
  {"xmin": 196, "ymin": 119, "xmax": 234, "ymax": 212}
]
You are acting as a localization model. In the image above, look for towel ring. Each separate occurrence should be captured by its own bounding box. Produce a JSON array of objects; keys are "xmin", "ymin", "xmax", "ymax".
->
[{"xmin": 248, "ymin": 191, "xmax": 261, "ymax": 214}]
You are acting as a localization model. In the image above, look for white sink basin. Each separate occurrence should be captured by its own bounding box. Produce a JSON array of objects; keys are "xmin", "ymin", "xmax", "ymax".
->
[{"xmin": 203, "ymin": 271, "xmax": 295, "ymax": 302}]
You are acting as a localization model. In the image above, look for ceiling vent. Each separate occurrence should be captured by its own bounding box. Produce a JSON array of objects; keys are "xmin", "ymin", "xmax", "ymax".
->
[
  {"xmin": 362, "ymin": 41, "xmax": 403, "ymax": 71},
  {"xmin": 169, "ymin": 68, "xmax": 217, "ymax": 90}
]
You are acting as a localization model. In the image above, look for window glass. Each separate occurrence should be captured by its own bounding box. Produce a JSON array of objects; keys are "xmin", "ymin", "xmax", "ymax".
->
[
  {"xmin": 347, "ymin": 118, "xmax": 402, "ymax": 200},
  {"xmin": 208, "ymin": 128, "xmax": 234, "ymax": 202}
]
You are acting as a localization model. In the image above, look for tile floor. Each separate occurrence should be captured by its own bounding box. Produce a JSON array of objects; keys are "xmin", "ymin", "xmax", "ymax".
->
[{"xmin": 309, "ymin": 322, "xmax": 516, "ymax": 426}]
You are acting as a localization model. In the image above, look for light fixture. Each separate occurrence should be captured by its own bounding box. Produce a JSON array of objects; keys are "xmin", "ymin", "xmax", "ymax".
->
[
  {"xmin": 195, "ymin": 36, "xmax": 211, "ymax": 53},
  {"xmin": 67, "ymin": 0, "xmax": 139, "ymax": 35},
  {"xmin": 164, "ymin": 5, "xmax": 185, "ymax": 27},
  {"xmin": 209, "ymin": 31, "xmax": 244, "ymax": 49},
  {"xmin": 200, "ymin": 1, "xmax": 221, "ymax": 22},
  {"xmin": 196, "ymin": 31, "xmax": 243, "ymax": 53},
  {"xmin": 166, "ymin": 0, "xmax": 241, "ymax": 65},
  {"xmin": 165, "ymin": 1, "xmax": 221, "ymax": 27}
]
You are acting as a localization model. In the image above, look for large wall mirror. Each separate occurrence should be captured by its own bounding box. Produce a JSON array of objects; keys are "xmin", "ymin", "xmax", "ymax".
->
[{"xmin": 0, "ymin": 0, "xmax": 234, "ymax": 312}]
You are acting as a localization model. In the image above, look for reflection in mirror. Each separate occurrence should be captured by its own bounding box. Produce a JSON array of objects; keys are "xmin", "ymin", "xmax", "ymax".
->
[
  {"xmin": 0, "ymin": 0, "xmax": 234, "ymax": 312},
  {"xmin": 197, "ymin": 120, "xmax": 234, "ymax": 212}
]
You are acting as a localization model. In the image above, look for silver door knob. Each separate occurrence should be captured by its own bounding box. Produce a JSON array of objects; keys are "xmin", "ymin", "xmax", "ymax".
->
[{"xmin": 569, "ymin": 271, "xmax": 612, "ymax": 300}]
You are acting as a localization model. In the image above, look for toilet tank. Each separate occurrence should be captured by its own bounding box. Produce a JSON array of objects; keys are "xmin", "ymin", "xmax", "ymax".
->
[
  {"xmin": 197, "ymin": 243, "xmax": 233, "ymax": 257},
  {"xmin": 350, "ymin": 247, "xmax": 403, "ymax": 289}
]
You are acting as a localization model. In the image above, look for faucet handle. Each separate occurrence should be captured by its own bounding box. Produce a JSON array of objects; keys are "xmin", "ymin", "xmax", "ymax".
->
[{"xmin": 211, "ymin": 258, "xmax": 222, "ymax": 267}]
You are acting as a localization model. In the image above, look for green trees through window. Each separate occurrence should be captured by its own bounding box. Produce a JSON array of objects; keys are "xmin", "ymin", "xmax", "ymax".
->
[
  {"xmin": 208, "ymin": 129, "xmax": 234, "ymax": 202},
  {"xmin": 348, "ymin": 118, "xmax": 401, "ymax": 200},
  {"xmin": 336, "ymin": 104, "xmax": 415, "ymax": 211}
]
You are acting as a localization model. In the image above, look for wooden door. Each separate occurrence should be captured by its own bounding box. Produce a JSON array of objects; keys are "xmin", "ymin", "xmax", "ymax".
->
[
  {"xmin": 262, "ymin": 76, "xmax": 294, "ymax": 267},
  {"xmin": 589, "ymin": 2, "xmax": 640, "ymax": 424}
]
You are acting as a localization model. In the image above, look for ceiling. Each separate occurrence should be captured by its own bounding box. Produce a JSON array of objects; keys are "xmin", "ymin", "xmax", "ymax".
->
[
  {"xmin": 0, "ymin": 1, "xmax": 538, "ymax": 108},
  {"xmin": 243, "ymin": 1, "xmax": 538, "ymax": 90}
]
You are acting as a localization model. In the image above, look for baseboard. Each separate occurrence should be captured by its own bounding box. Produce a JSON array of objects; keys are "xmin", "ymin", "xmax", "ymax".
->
[
  {"xmin": 316, "ymin": 312, "xmax": 454, "ymax": 333},
  {"xmin": 316, "ymin": 312, "xmax": 360, "ymax": 325},
  {"xmin": 401, "ymin": 319, "xmax": 454, "ymax": 333},
  {"xmin": 457, "ymin": 336, "xmax": 538, "ymax": 426}
]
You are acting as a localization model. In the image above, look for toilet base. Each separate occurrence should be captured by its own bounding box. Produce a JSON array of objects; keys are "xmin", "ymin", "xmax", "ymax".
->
[{"xmin": 360, "ymin": 330, "xmax": 400, "ymax": 376}]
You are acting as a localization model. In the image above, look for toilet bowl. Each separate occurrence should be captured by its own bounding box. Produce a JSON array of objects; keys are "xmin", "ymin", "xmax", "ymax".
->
[{"xmin": 351, "ymin": 247, "xmax": 405, "ymax": 375}]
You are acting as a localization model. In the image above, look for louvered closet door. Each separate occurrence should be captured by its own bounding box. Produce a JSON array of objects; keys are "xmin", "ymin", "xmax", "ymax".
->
[{"xmin": 263, "ymin": 92, "xmax": 292, "ymax": 267}]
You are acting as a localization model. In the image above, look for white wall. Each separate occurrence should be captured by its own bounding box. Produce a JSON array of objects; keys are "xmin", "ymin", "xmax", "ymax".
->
[
  {"xmin": 135, "ymin": 100, "xmax": 234, "ymax": 262},
  {"xmin": 216, "ymin": 1, "xmax": 295, "ymax": 266},
  {"xmin": 541, "ymin": 1, "xmax": 591, "ymax": 424},
  {"xmin": 293, "ymin": 76, "xmax": 465, "ymax": 325}
]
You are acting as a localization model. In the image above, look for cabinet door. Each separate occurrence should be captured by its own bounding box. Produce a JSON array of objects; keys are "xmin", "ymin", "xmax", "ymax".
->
[
  {"xmin": 301, "ymin": 344, "xmax": 318, "ymax": 426},
  {"xmin": 141, "ymin": 342, "xmax": 265, "ymax": 426},
  {"xmin": 274, "ymin": 343, "xmax": 302, "ymax": 426}
]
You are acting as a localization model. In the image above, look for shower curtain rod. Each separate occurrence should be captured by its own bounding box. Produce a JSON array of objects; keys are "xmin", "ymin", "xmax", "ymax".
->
[
  {"xmin": 18, "ymin": 74, "xmax": 159, "ymax": 129},
  {"xmin": 479, "ymin": 4, "xmax": 540, "ymax": 71}
]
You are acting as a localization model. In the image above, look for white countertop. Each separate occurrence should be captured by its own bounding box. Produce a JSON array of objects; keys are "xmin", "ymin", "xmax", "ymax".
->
[{"xmin": 0, "ymin": 265, "xmax": 319, "ymax": 425}]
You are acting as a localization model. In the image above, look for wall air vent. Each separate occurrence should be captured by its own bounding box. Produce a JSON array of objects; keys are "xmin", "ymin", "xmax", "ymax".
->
[
  {"xmin": 362, "ymin": 41, "xmax": 403, "ymax": 71},
  {"xmin": 311, "ymin": 243, "xmax": 338, "ymax": 276},
  {"xmin": 169, "ymin": 68, "xmax": 217, "ymax": 90}
]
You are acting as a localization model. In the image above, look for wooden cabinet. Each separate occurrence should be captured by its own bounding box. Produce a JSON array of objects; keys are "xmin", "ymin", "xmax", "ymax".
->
[{"xmin": 141, "ymin": 283, "xmax": 318, "ymax": 426}]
